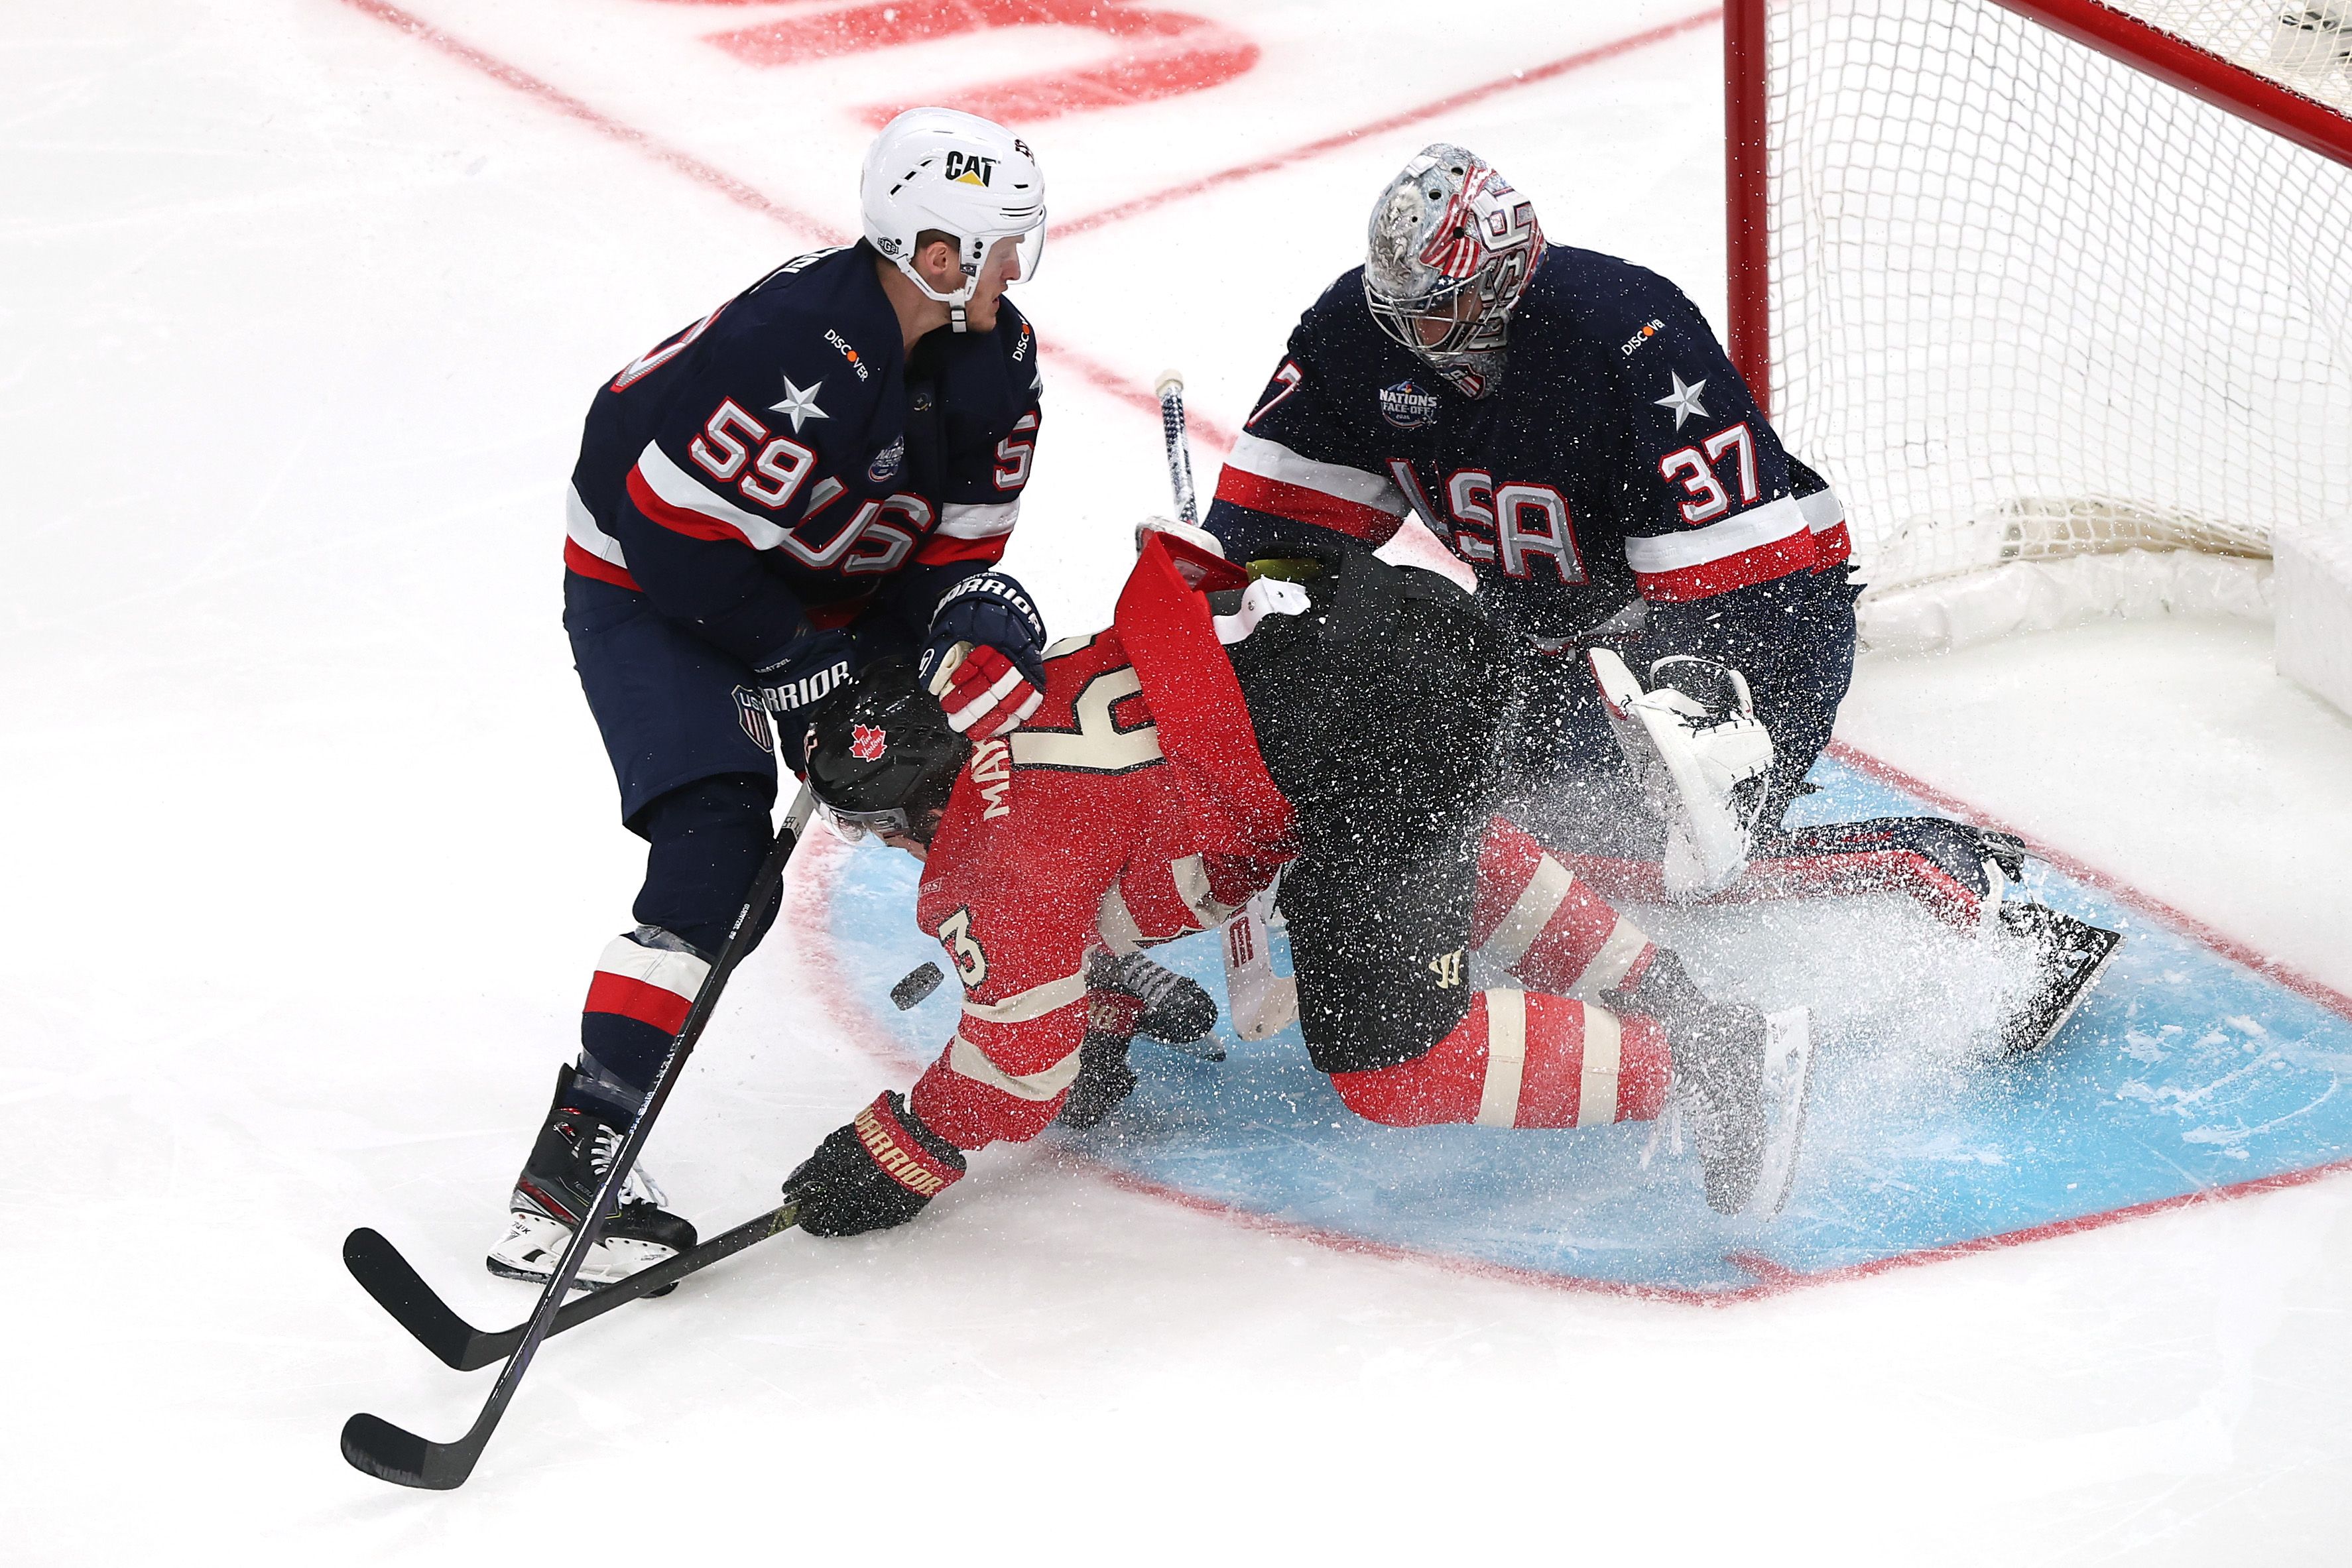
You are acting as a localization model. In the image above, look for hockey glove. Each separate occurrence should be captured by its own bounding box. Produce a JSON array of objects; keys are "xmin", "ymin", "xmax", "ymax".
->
[
  {"xmin": 755, "ymin": 629, "xmax": 857, "ymax": 771},
  {"xmin": 784, "ymin": 1091, "xmax": 965, "ymax": 1236},
  {"xmin": 1589, "ymin": 649, "xmax": 1774, "ymax": 898},
  {"xmin": 920, "ymin": 571, "xmax": 1047, "ymax": 739}
]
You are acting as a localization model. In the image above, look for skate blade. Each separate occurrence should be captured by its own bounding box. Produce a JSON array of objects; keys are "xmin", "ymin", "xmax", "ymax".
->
[
  {"xmin": 1997, "ymin": 905, "xmax": 2124, "ymax": 1055},
  {"xmin": 486, "ymin": 1214, "xmax": 681, "ymax": 1296},
  {"xmin": 1741, "ymin": 1006, "xmax": 1814, "ymax": 1219}
]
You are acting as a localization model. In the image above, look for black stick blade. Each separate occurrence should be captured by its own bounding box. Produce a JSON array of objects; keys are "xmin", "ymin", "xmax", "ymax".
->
[
  {"xmin": 345, "ymin": 1229, "xmax": 499, "ymax": 1371},
  {"xmin": 341, "ymin": 1411, "xmax": 481, "ymax": 1490}
]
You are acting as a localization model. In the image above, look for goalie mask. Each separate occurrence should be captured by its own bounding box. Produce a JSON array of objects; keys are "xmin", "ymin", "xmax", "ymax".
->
[
  {"xmin": 1363, "ymin": 144, "xmax": 1544, "ymax": 398},
  {"xmin": 804, "ymin": 662, "xmax": 971, "ymax": 845},
  {"xmin": 861, "ymin": 107, "xmax": 1047, "ymax": 333}
]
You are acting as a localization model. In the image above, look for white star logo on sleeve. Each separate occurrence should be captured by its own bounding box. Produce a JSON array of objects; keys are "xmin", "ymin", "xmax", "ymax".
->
[
  {"xmin": 769, "ymin": 376, "xmax": 828, "ymax": 434},
  {"xmin": 1654, "ymin": 371, "xmax": 1709, "ymax": 429}
]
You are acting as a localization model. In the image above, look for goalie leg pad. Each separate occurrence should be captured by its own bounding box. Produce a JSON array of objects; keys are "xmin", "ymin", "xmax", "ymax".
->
[
  {"xmin": 1328, "ymin": 991, "xmax": 1671, "ymax": 1130},
  {"xmin": 1588, "ymin": 649, "xmax": 1775, "ymax": 898}
]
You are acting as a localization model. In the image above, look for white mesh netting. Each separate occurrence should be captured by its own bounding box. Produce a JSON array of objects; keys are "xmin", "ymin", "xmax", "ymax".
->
[{"xmin": 1764, "ymin": 0, "xmax": 2352, "ymax": 596}]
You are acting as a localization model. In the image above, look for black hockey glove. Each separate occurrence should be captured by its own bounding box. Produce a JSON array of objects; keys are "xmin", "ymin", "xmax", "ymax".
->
[
  {"xmin": 920, "ymin": 571, "xmax": 1047, "ymax": 739},
  {"xmin": 784, "ymin": 1091, "xmax": 965, "ymax": 1237}
]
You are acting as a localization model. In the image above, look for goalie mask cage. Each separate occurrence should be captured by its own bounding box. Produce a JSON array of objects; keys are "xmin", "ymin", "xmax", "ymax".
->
[{"xmin": 1726, "ymin": 0, "xmax": 2352, "ymax": 601}]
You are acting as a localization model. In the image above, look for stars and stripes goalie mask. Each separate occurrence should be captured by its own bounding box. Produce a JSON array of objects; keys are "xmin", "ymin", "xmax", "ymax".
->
[{"xmin": 1363, "ymin": 143, "xmax": 1544, "ymax": 399}]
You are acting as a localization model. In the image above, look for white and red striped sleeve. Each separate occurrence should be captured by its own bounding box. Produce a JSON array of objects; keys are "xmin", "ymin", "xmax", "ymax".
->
[
  {"xmin": 1624, "ymin": 493, "xmax": 1822, "ymax": 601},
  {"xmin": 1211, "ymin": 432, "xmax": 1411, "ymax": 546},
  {"xmin": 1798, "ymin": 483, "xmax": 1851, "ymax": 568},
  {"xmin": 915, "ymin": 498, "xmax": 1019, "ymax": 566},
  {"xmin": 623, "ymin": 439, "xmax": 798, "ymax": 550}
]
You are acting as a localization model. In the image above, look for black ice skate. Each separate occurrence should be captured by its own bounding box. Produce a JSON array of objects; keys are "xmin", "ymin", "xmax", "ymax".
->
[
  {"xmin": 1995, "ymin": 902, "xmax": 2123, "ymax": 1055},
  {"xmin": 1611, "ymin": 951, "xmax": 1814, "ymax": 1217},
  {"xmin": 1090, "ymin": 948, "xmax": 1221, "ymax": 1055},
  {"xmin": 487, "ymin": 1065, "xmax": 698, "ymax": 1292}
]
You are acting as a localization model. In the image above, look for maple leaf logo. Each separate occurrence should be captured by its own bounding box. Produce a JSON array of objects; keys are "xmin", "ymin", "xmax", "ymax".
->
[{"xmin": 849, "ymin": 723, "xmax": 887, "ymax": 762}]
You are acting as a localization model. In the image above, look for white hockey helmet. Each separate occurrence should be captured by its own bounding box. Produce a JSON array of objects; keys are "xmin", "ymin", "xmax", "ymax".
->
[
  {"xmin": 861, "ymin": 108, "xmax": 1046, "ymax": 332},
  {"xmin": 1363, "ymin": 144, "xmax": 1544, "ymax": 397}
]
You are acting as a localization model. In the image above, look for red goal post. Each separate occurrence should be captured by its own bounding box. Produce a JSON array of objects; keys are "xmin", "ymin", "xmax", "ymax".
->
[{"xmin": 1724, "ymin": 0, "xmax": 2352, "ymax": 623}]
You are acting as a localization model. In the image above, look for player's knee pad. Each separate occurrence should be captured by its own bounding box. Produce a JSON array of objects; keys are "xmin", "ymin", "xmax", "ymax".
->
[
  {"xmin": 631, "ymin": 772, "xmax": 780, "ymax": 956},
  {"xmin": 1328, "ymin": 991, "xmax": 1672, "ymax": 1130}
]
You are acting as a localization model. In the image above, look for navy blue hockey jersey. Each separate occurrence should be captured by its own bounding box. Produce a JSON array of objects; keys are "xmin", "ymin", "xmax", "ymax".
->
[
  {"xmin": 564, "ymin": 242, "xmax": 1043, "ymax": 668},
  {"xmin": 1205, "ymin": 245, "xmax": 1846, "ymax": 642}
]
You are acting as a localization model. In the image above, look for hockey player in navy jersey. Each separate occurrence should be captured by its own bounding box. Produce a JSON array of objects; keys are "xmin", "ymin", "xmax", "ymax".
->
[
  {"xmin": 1200, "ymin": 144, "xmax": 2118, "ymax": 1046},
  {"xmin": 1203, "ymin": 143, "xmax": 1857, "ymax": 889},
  {"xmin": 491, "ymin": 108, "xmax": 1066, "ymax": 1289}
]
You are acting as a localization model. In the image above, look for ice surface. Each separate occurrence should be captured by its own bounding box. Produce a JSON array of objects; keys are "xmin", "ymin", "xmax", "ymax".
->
[{"xmin": 7, "ymin": 1, "xmax": 2352, "ymax": 1563}]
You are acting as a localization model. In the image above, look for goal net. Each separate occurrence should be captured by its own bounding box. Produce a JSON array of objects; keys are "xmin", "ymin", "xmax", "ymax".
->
[{"xmin": 1731, "ymin": 0, "xmax": 2352, "ymax": 611}]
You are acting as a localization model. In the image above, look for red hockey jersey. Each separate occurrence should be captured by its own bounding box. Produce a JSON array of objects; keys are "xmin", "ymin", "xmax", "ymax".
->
[{"xmin": 904, "ymin": 538, "xmax": 1296, "ymax": 1149}]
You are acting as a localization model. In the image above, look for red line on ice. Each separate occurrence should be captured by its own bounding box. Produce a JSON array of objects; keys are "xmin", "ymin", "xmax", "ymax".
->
[
  {"xmin": 334, "ymin": 0, "xmax": 1717, "ymax": 451},
  {"xmin": 1827, "ymin": 741, "xmax": 2352, "ymax": 1026},
  {"xmin": 1056, "ymin": 9, "xmax": 1723, "ymax": 237},
  {"xmin": 330, "ymin": 0, "xmax": 1230, "ymax": 446}
]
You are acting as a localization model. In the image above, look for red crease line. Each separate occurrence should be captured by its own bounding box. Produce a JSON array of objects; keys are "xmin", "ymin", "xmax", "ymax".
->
[{"xmin": 1827, "ymin": 740, "xmax": 2352, "ymax": 1026}]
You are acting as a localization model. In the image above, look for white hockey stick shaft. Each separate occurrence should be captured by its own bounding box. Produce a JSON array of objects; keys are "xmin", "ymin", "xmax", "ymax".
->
[{"xmin": 1154, "ymin": 369, "xmax": 1200, "ymax": 528}]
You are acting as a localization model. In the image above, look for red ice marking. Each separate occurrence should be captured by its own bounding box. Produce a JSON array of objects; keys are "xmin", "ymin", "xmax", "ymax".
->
[
  {"xmin": 1056, "ymin": 8, "xmax": 1723, "ymax": 237},
  {"xmin": 341, "ymin": 0, "xmax": 1704, "ymax": 453},
  {"xmin": 334, "ymin": 0, "xmax": 1223, "ymax": 446},
  {"xmin": 1827, "ymin": 741, "xmax": 2352, "ymax": 1026},
  {"xmin": 695, "ymin": 0, "xmax": 1260, "ymax": 130}
]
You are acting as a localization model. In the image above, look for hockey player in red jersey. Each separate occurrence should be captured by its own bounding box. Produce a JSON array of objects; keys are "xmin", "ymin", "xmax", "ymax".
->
[
  {"xmin": 777, "ymin": 535, "xmax": 1814, "ymax": 1237},
  {"xmin": 493, "ymin": 109, "xmax": 1072, "ymax": 1291}
]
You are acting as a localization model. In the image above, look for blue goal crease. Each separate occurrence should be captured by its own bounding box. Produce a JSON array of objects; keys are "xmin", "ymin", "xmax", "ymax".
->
[{"xmin": 822, "ymin": 756, "xmax": 2352, "ymax": 1297}]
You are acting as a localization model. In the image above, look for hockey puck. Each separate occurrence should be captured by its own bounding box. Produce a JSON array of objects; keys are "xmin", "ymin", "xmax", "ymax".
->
[{"xmin": 891, "ymin": 962, "xmax": 944, "ymax": 1010}]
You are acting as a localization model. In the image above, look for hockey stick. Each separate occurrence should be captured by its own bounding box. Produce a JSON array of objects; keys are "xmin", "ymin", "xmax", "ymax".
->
[
  {"xmin": 1150, "ymin": 371, "xmax": 1297, "ymax": 1038},
  {"xmin": 1154, "ymin": 369, "xmax": 1200, "ymax": 527},
  {"xmin": 344, "ymin": 1201, "xmax": 800, "ymax": 1373},
  {"xmin": 351, "ymin": 960, "xmax": 944, "ymax": 1372},
  {"xmin": 340, "ymin": 784, "xmax": 817, "ymax": 1490}
]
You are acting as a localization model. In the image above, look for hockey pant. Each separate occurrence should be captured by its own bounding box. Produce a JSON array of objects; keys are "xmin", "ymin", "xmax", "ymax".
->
[{"xmin": 563, "ymin": 574, "xmax": 793, "ymax": 1120}]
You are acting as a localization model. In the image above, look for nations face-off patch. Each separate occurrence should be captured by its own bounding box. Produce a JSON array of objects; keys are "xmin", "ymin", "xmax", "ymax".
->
[
  {"xmin": 816, "ymin": 753, "xmax": 2352, "ymax": 1301},
  {"xmin": 1378, "ymin": 379, "xmax": 1440, "ymax": 429}
]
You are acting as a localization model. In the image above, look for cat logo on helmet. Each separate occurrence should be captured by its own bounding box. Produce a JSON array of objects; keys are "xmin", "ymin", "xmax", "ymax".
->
[
  {"xmin": 851, "ymin": 723, "xmax": 888, "ymax": 761},
  {"xmin": 944, "ymin": 151, "xmax": 997, "ymax": 186}
]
